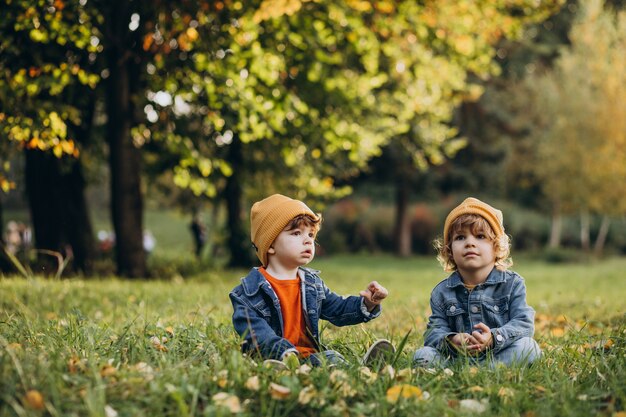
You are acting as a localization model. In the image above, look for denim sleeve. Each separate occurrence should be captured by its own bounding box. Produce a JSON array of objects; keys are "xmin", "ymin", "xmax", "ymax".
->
[
  {"xmin": 423, "ymin": 296, "xmax": 456, "ymax": 353},
  {"xmin": 229, "ymin": 290, "xmax": 296, "ymax": 360},
  {"xmin": 319, "ymin": 282, "xmax": 379, "ymax": 326},
  {"xmin": 490, "ymin": 278, "xmax": 535, "ymax": 353}
]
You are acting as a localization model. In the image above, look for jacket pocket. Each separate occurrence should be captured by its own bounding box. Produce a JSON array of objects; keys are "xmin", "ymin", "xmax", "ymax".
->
[
  {"xmin": 482, "ymin": 296, "xmax": 509, "ymax": 327},
  {"xmin": 444, "ymin": 301, "xmax": 466, "ymax": 333},
  {"xmin": 253, "ymin": 300, "xmax": 272, "ymax": 318}
]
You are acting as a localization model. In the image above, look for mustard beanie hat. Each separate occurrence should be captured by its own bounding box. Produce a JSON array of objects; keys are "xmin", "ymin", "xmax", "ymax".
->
[
  {"xmin": 250, "ymin": 194, "xmax": 319, "ymax": 266},
  {"xmin": 443, "ymin": 197, "xmax": 504, "ymax": 247}
]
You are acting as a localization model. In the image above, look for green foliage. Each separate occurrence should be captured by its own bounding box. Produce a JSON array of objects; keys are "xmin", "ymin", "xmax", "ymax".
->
[
  {"xmin": 0, "ymin": 256, "xmax": 625, "ymax": 416},
  {"xmin": 497, "ymin": 0, "xmax": 626, "ymax": 216},
  {"xmin": 0, "ymin": 0, "xmax": 100, "ymax": 160}
]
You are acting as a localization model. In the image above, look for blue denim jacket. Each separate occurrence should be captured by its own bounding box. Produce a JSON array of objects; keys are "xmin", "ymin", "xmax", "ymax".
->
[
  {"xmin": 230, "ymin": 267, "xmax": 381, "ymax": 359},
  {"xmin": 424, "ymin": 268, "xmax": 535, "ymax": 355}
]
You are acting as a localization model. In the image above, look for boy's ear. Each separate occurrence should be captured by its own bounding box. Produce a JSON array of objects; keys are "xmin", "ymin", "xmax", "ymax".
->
[{"xmin": 268, "ymin": 246, "xmax": 276, "ymax": 255}]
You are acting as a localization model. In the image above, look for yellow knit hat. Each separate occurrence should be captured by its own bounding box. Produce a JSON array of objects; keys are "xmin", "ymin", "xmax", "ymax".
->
[
  {"xmin": 443, "ymin": 197, "xmax": 504, "ymax": 247},
  {"xmin": 250, "ymin": 194, "xmax": 319, "ymax": 266}
]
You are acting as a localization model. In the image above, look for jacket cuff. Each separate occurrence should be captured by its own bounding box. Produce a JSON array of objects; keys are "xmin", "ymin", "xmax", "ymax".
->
[
  {"xmin": 490, "ymin": 329, "xmax": 506, "ymax": 353},
  {"xmin": 360, "ymin": 298, "xmax": 382, "ymax": 319}
]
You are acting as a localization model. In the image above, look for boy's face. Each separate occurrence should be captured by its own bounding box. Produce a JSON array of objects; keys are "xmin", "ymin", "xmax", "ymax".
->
[
  {"xmin": 267, "ymin": 224, "xmax": 316, "ymax": 269},
  {"xmin": 450, "ymin": 226, "xmax": 496, "ymax": 277}
]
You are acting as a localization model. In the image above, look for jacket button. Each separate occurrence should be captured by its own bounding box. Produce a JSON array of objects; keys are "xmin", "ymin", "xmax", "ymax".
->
[
  {"xmin": 496, "ymin": 334, "xmax": 504, "ymax": 343},
  {"xmin": 449, "ymin": 306, "xmax": 456, "ymax": 313},
  {"xmin": 308, "ymin": 309, "xmax": 315, "ymax": 314},
  {"xmin": 471, "ymin": 305, "xmax": 479, "ymax": 313},
  {"xmin": 494, "ymin": 305, "xmax": 500, "ymax": 312}
]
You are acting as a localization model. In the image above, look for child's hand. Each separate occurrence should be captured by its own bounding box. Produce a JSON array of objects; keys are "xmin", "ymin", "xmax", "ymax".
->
[
  {"xmin": 360, "ymin": 281, "xmax": 388, "ymax": 311},
  {"xmin": 448, "ymin": 333, "xmax": 478, "ymax": 354},
  {"xmin": 467, "ymin": 323, "xmax": 493, "ymax": 353}
]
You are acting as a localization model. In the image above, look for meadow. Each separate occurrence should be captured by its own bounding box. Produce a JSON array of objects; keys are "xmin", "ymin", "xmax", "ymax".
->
[{"xmin": 1, "ymin": 255, "xmax": 625, "ymax": 417}]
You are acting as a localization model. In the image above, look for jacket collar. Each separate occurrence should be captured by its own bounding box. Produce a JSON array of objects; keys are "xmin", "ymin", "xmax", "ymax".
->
[
  {"xmin": 446, "ymin": 267, "xmax": 506, "ymax": 288},
  {"xmin": 241, "ymin": 266, "xmax": 321, "ymax": 296}
]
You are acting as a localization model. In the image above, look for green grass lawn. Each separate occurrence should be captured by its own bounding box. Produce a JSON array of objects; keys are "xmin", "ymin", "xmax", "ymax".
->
[{"xmin": 1, "ymin": 255, "xmax": 625, "ymax": 416}]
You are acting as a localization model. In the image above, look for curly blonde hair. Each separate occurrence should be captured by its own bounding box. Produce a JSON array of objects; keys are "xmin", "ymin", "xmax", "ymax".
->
[{"xmin": 435, "ymin": 214, "xmax": 512, "ymax": 272}]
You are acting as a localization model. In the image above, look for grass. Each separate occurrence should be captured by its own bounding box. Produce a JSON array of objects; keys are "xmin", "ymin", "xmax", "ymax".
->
[{"xmin": 1, "ymin": 255, "xmax": 625, "ymax": 416}]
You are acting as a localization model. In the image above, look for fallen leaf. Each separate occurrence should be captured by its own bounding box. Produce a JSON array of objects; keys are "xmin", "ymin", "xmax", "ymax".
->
[
  {"xmin": 212, "ymin": 392, "xmax": 242, "ymax": 413},
  {"xmin": 104, "ymin": 405, "xmax": 118, "ymax": 417},
  {"xmin": 498, "ymin": 387, "xmax": 515, "ymax": 403},
  {"xmin": 245, "ymin": 376, "xmax": 260, "ymax": 391},
  {"xmin": 269, "ymin": 382, "xmax": 290, "ymax": 400},
  {"xmin": 298, "ymin": 386, "xmax": 316, "ymax": 405},
  {"xmin": 459, "ymin": 398, "xmax": 489, "ymax": 413},
  {"xmin": 216, "ymin": 370, "xmax": 228, "ymax": 388},
  {"xmin": 23, "ymin": 390, "xmax": 45, "ymax": 410},
  {"xmin": 100, "ymin": 364, "xmax": 117, "ymax": 378},
  {"xmin": 386, "ymin": 384, "xmax": 423, "ymax": 403},
  {"xmin": 396, "ymin": 368, "xmax": 412, "ymax": 381},
  {"xmin": 296, "ymin": 364, "xmax": 312, "ymax": 375},
  {"xmin": 359, "ymin": 366, "xmax": 378, "ymax": 383}
]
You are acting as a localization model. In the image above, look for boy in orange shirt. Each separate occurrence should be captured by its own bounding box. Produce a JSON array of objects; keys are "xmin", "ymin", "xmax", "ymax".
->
[{"xmin": 230, "ymin": 194, "xmax": 393, "ymax": 367}]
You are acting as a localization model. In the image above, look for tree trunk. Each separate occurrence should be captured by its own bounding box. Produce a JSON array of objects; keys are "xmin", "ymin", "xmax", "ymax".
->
[
  {"xmin": 0, "ymin": 196, "xmax": 15, "ymax": 273},
  {"xmin": 548, "ymin": 209, "xmax": 562, "ymax": 249},
  {"xmin": 393, "ymin": 175, "xmax": 412, "ymax": 257},
  {"xmin": 580, "ymin": 210, "xmax": 590, "ymax": 251},
  {"xmin": 225, "ymin": 135, "xmax": 253, "ymax": 268},
  {"xmin": 593, "ymin": 216, "xmax": 611, "ymax": 256},
  {"xmin": 105, "ymin": 0, "xmax": 146, "ymax": 277},
  {"xmin": 24, "ymin": 149, "xmax": 95, "ymax": 274}
]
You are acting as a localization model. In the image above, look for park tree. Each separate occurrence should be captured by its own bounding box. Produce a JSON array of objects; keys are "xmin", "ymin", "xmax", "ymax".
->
[
  {"xmin": 0, "ymin": 0, "xmax": 100, "ymax": 273},
  {"xmin": 142, "ymin": 1, "xmax": 404, "ymax": 267},
  {"xmin": 342, "ymin": 0, "xmax": 564, "ymax": 256},
  {"xmin": 494, "ymin": 0, "xmax": 626, "ymax": 251}
]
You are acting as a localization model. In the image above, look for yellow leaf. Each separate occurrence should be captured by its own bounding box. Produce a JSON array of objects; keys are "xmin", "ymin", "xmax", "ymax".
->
[
  {"xmin": 497, "ymin": 387, "xmax": 515, "ymax": 403},
  {"xmin": 245, "ymin": 376, "xmax": 260, "ymax": 391},
  {"xmin": 23, "ymin": 390, "xmax": 45, "ymax": 410},
  {"xmin": 53, "ymin": 144, "xmax": 63, "ymax": 158},
  {"xmin": 455, "ymin": 35, "xmax": 475, "ymax": 56},
  {"xmin": 386, "ymin": 384, "xmax": 423, "ymax": 403},
  {"xmin": 186, "ymin": 27, "xmax": 199, "ymax": 42},
  {"xmin": 100, "ymin": 364, "xmax": 117, "ymax": 377}
]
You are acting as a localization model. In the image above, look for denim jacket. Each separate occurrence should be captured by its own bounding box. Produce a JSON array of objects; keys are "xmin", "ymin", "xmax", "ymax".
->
[
  {"xmin": 230, "ymin": 267, "xmax": 381, "ymax": 359},
  {"xmin": 424, "ymin": 268, "xmax": 535, "ymax": 355}
]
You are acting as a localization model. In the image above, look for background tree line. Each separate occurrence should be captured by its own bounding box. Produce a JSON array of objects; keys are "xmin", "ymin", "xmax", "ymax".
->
[{"xmin": 1, "ymin": 0, "xmax": 624, "ymax": 277}]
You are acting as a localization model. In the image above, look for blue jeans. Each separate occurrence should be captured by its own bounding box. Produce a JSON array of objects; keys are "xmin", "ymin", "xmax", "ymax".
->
[
  {"xmin": 307, "ymin": 350, "xmax": 348, "ymax": 367},
  {"xmin": 413, "ymin": 337, "xmax": 541, "ymax": 368}
]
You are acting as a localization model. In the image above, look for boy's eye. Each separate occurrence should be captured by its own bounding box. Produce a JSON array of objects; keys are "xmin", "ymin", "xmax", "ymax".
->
[
  {"xmin": 454, "ymin": 235, "xmax": 464, "ymax": 241},
  {"xmin": 476, "ymin": 234, "xmax": 486, "ymax": 239}
]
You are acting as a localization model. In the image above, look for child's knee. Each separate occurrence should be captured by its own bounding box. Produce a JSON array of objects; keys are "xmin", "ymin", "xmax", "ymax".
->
[{"xmin": 498, "ymin": 337, "xmax": 541, "ymax": 365}]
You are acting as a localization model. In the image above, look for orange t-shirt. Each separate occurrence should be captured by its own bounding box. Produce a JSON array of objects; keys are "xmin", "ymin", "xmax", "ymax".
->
[{"xmin": 260, "ymin": 268, "xmax": 317, "ymax": 357}]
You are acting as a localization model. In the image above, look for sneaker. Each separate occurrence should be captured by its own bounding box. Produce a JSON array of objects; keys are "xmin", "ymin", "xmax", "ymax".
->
[
  {"xmin": 362, "ymin": 339, "xmax": 395, "ymax": 369},
  {"xmin": 263, "ymin": 359, "xmax": 288, "ymax": 371}
]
